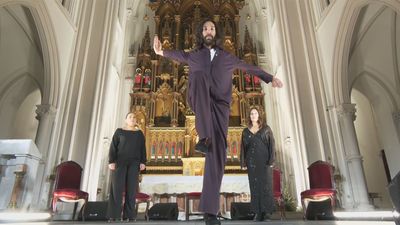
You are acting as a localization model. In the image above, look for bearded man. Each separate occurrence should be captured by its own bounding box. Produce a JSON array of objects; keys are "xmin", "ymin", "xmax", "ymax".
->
[{"xmin": 153, "ymin": 18, "xmax": 283, "ymax": 225}]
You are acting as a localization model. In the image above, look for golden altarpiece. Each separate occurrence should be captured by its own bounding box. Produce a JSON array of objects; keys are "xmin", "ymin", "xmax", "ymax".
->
[{"xmin": 130, "ymin": 0, "xmax": 266, "ymax": 175}]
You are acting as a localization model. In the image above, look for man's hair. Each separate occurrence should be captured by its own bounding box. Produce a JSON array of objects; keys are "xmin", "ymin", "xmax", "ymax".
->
[
  {"xmin": 246, "ymin": 106, "xmax": 265, "ymax": 128},
  {"xmin": 194, "ymin": 18, "xmax": 224, "ymax": 49}
]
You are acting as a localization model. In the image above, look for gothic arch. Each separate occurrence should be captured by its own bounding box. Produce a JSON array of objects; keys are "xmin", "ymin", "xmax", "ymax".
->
[
  {"xmin": 333, "ymin": 0, "xmax": 400, "ymax": 106},
  {"xmin": 351, "ymin": 70, "xmax": 399, "ymax": 112},
  {"xmin": 0, "ymin": 0, "xmax": 61, "ymax": 108}
]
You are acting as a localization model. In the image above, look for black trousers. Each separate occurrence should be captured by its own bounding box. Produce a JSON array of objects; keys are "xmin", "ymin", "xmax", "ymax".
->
[
  {"xmin": 189, "ymin": 71, "xmax": 230, "ymax": 215},
  {"xmin": 107, "ymin": 161, "xmax": 139, "ymax": 219}
]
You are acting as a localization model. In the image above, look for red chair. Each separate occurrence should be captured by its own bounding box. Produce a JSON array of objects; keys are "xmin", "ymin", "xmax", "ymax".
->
[
  {"xmin": 52, "ymin": 161, "xmax": 89, "ymax": 220},
  {"xmin": 135, "ymin": 192, "xmax": 151, "ymax": 221},
  {"xmin": 185, "ymin": 192, "xmax": 203, "ymax": 220},
  {"xmin": 300, "ymin": 160, "xmax": 336, "ymax": 218},
  {"xmin": 273, "ymin": 167, "xmax": 286, "ymax": 220}
]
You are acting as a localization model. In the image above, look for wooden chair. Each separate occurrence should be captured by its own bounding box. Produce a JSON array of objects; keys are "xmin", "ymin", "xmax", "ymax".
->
[
  {"xmin": 300, "ymin": 160, "xmax": 336, "ymax": 218},
  {"xmin": 185, "ymin": 192, "xmax": 203, "ymax": 220},
  {"xmin": 135, "ymin": 192, "xmax": 151, "ymax": 221},
  {"xmin": 52, "ymin": 161, "xmax": 89, "ymax": 220}
]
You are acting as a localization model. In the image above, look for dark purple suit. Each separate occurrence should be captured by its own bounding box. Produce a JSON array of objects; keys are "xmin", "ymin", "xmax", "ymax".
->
[{"xmin": 164, "ymin": 47, "xmax": 273, "ymax": 215}]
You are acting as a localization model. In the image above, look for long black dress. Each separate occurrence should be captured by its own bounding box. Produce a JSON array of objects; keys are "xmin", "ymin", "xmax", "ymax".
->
[{"xmin": 240, "ymin": 125, "xmax": 276, "ymax": 216}]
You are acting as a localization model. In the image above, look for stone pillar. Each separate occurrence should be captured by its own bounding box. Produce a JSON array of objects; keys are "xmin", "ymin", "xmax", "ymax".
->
[
  {"xmin": 34, "ymin": 104, "xmax": 57, "ymax": 209},
  {"xmin": 337, "ymin": 103, "xmax": 374, "ymax": 210}
]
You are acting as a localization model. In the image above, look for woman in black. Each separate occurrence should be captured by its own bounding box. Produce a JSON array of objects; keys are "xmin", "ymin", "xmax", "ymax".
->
[
  {"xmin": 240, "ymin": 107, "xmax": 275, "ymax": 221},
  {"xmin": 107, "ymin": 112, "xmax": 146, "ymax": 222}
]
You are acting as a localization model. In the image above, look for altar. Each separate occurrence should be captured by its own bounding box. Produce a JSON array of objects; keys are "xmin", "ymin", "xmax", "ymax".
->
[
  {"xmin": 139, "ymin": 174, "xmax": 250, "ymax": 214},
  {"xmin": 140, "ymin": 174, "xmax": 250, "ymax": 195}
]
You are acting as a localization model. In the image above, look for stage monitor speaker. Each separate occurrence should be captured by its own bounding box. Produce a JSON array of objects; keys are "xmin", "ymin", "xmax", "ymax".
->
[
  {"xmin": 230, "ymin": 202, "xmax": 254, "ymax": 220},
  {"xmin": 148, "ymin": 203, "xmax": 178, "ymax": 220},
  {"xmin": 78, "ymin": 201, "xmax": 108, "ymax": 221},
  {"xmin": 388, "ymin": 171, "xmax": 400, "ymax": 225},
  {"xmin": 388, "ymin": 171, "xmax": 400, "ymax": 211},
  {"xmin": 305, "ymin": 199, "xmax": 334, "ymax": 220}
]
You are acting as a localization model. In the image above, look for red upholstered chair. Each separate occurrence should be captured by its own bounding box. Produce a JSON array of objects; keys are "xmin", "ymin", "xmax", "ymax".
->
[
  {"xmin": 273, "ymin": 167, "xmax": 286, "ymax": 220},
  {"xmin": 185, "ymin": 192, "xmax": 203, "ymax": 220},
  {"xmin": 135, "ymin": 192, "xmax": 151, "ymax": 221},
  {"xmin": 52, "ymin": 161, "xmax": 89, "ymax": 220},
  {"xmin": 300, "ymin": 160, "xmax": 336, "ymax": 217}
]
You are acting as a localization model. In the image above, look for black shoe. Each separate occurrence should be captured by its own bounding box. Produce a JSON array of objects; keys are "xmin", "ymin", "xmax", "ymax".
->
[
  {"xmin": 204, "ymin": 213, "xmax": 220, "ymax": 225},
  {"xmin": 107, "ymin": 218, "xmax": 121, "ymax": 222},
  {"xmin": 254, "ymin": 212, "xmax": 270, "ymax": 221},
  {"xmin": 253, "ymin": 214, "xmax": 260, "ymax": 221},
  {"xmin": 195, "ymin": 138, "xmax": 211, "ymax": 154},
  {"xmin": 122, "ymin": 218, "xmax": 136, "ymax": 222}
]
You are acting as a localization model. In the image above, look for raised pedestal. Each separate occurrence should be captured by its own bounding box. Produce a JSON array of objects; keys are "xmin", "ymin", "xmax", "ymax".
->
[{"xmin": 0, "ymin": 139, "xmax": 42, "ymax": 210}]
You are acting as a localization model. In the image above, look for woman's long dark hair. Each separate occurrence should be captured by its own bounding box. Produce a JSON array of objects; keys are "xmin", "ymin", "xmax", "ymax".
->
[
  {"xmin": 194, "ymin": 18, "xmax": 224, "ymax": 49},
  {"xmin": 246, "ymin": 106, "xmax": 265, "ymax": 129}
]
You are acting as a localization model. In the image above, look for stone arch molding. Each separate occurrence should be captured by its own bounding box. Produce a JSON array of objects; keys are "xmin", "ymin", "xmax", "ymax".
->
[
  {"xmin": 333, "ymin": 0, "xmax": 400, "ymax": 107},
  {"xmin": 351, "ymin": 69, "xmax": 400, "ymax": 112},
  {"xmin": 0, "ymin": 0, "xmax": 60, "ymax": 108}
]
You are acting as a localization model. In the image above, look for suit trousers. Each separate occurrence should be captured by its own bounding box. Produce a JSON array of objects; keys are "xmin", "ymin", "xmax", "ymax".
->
[
  {"xmin": 107, "ymin": 161, "xmax": 139, "ymax": 219},
  {"xmin": 189, "ymin": 71, "xmax": 230, "ymax": 215}
]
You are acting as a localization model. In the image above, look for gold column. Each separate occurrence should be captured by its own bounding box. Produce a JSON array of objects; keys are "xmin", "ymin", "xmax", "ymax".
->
[
  {"xmin": 8, "ymin": 164, "xmax": 27, "ymax": 209},
  {"xmin": 171, "ymin": 93, "xmax": 179, "ymax": 127},
  {"xmin": 174, "ymin": 15, "xmax": 181, "ymax": 50},
  {"xmin": 234, "ymin": 15, "xmax": 241, "ymax": 50},
  {"xmin": 154, "ymin": 16, "xmax": 160, "ymax": 35}
]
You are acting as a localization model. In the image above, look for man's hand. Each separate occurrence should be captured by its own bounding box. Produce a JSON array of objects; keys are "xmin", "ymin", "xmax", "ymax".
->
[
  {"xmin": 272, "ymin": 77, "xmax": 283, "ymax": 88},
  {"xmin": 108, "ymin": 163, "xmax": 116, "ymax": 171},
  {"xmin": 140, "ymin": 163, "xmax": 146, "ymax": 171},
  {"xmin": 153, "ymin": 36, "xmax": 163, "ymax": 56}
]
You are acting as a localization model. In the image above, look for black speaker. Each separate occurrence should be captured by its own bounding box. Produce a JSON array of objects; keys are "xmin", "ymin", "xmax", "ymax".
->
[
  {"xmin": 78, "ymin": 201, "xmax": 108, "ymax": 221},
  {"xmin": 305, "ymin": 199, "xmax": 334, "ymax": 220},
  {"xmin": 388, "ymin": 171, "xmax": 400, "ymax": 225},
  {"xmin": 230, "ymin": 202, "xmax": 254, "ymax": 220},
  {"xmin": 148, "ymin": 203, "xmax": 178, "ymax": 220}
]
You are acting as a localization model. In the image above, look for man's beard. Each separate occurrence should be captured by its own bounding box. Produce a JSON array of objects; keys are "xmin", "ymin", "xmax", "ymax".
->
[{"xmin": 203, "ymin": 35, "xmax": 216, "ymax": 47}]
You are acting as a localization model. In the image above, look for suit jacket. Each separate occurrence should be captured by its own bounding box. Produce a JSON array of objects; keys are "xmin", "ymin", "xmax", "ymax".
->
[{"xmin": 164, "ymin": 46, "xmax": 274, "ymax": 105}]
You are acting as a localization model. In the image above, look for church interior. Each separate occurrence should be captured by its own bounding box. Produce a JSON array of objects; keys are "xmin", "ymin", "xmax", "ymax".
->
[{"xmin": 0, "ymin": 0, "xmax": 400, "ymax": 223}]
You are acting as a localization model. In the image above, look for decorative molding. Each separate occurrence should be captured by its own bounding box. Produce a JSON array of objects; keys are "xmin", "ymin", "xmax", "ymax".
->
[
  {"xmin": 260, "ymin": 7, "xmax": 268, "ymax": 18},
  {"xmin": 35, "ymin": 104, "xmax": 57, "ymax": 120},
  {"xmin": 336, "ymin": 103, "xmax": 356, "ymax": 121},
  {"xmin": 345, "ymin": 153, "xmax": 363, "ymax": 162}
]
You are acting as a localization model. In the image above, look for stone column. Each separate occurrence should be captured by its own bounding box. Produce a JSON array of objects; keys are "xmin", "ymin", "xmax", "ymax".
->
[
  {"xmin": 337, "ymin": 103, "xmax": 374, "ymax": 210},
  {"xmin": 34, "ymin": 104, "xmax": 57, "ymax": 209}
]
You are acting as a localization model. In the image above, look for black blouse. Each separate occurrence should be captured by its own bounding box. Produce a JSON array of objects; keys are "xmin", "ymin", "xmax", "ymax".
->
[
  {"xmin": 108, "ymin": 128, "xmax": 147, "ymax": 165},
  {"xmin": 240, "ymin": 125, "xmax": 275, "ymax": 168}
]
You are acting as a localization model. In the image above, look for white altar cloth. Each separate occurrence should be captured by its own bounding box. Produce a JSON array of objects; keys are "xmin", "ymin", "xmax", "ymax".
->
[{"xmin": 140, "ymin": 175, "xmax": 250, "ymax": 195}]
